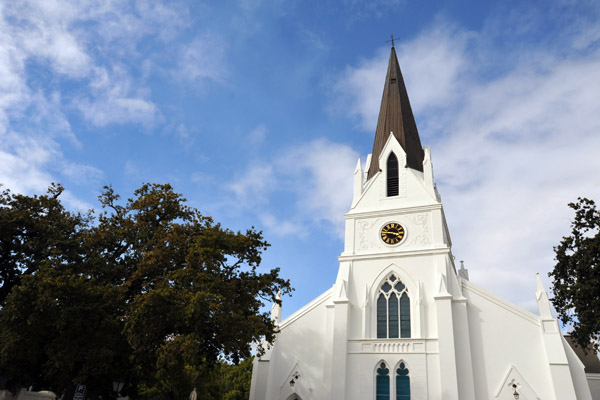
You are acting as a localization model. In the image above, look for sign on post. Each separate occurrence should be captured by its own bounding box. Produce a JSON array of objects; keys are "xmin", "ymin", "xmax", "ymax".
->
[{"xmin": 73, "ymin": 384, "xmax": 86, "ymax": 400}]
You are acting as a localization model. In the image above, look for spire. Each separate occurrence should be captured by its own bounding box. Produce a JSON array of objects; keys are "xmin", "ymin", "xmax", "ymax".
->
[
  {"xmin": 271, "ymin": 290, "xmax": 282, "ymax": 324},
  {"xmin": 536, "ymin": 273, "xmax": 553, "ymax": 320},
  {"xmin": 367, "ymin": 46, "xmax": 425, "ymax": 179}
]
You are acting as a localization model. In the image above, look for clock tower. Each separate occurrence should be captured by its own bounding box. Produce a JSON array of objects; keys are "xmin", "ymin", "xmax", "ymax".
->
[{"xmin": 249, "ymin": 45, "xmax": 592, "ymax": 400}]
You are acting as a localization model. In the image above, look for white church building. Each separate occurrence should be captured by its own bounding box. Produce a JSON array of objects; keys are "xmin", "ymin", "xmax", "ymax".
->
[{"xmin": 249, "ymin": 46, "xmax": 599, "ymax": 400}]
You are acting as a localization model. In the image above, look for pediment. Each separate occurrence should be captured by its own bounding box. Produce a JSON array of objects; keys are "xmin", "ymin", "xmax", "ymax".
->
[
  {"xmin": 494, "ymin": 365, "xmax": 540, "ymax": 400},
  {"xmin": 279, "ymin": 361, "xmax": 312, "ymax": 400}
]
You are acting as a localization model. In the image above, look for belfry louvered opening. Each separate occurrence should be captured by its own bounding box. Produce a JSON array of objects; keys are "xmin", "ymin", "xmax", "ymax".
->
[{"xmin": 387, "ymin": 152, "xmax": 399, "ymax": 196}]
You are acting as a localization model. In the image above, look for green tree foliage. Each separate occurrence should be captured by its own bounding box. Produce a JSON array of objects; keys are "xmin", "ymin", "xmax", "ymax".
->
[
  {"xmin": 550, "ymin": 197, "xmax": 600, "ymax": 352},
  {"xmin": 0, "ymin": 183, "xmax": 89, "ymax": 304},
  {"xmin": 200, "ymin": 358, "xmax": 253, "ymax": 400},
  {"xmin": 0, "ymin": 183, "xmax": 291, "ymax": 398}
]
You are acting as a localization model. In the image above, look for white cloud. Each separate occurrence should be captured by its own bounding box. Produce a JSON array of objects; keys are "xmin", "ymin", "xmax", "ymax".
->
[
  {"xmin": 228, "ymin": 165, "xmax": 275, "ymax": 205},
  {"xmin": 179, "ymin": 34, "xmax": 228, "ymax": 85},
  {"xmin": 0, "ymin": 132, "xmax": 59, "ymax": 194},
  {"xmin": 249, "ymin": 124, "xmax": 268, "ymax": 145},
  {"xmin": 330, "ymin": 48, "xmax": 388, "ymax": 131},
  {"xmin": 0, "ymin": 0, "xmax": 190, "ymax": 199},
  {"xmin": 285, "ymin": 139, "xmax": 358, "ymax": 231},
  {"xmin": 259, "ymin": 213, "xmax": 306, "ymax": 237},
  {"xmin": 227, "ymin": 138, "xmax": 358, "ymax": 237}
]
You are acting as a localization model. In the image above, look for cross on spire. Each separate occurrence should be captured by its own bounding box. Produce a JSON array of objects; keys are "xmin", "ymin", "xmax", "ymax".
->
[{"xmin": 386, "ymin": 34, "xmax": 400, "ymax": 48}]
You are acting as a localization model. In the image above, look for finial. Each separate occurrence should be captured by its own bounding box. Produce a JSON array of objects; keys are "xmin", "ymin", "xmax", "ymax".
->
[{"xmin": 386, "ymin": 34, "xmax": 400, "ymax": 48}]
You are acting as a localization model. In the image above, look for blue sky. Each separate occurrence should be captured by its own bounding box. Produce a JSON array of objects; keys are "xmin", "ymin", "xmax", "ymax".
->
[{"xmin": 1, "ymin": 0, "xmax": 600, "ymax": 318}]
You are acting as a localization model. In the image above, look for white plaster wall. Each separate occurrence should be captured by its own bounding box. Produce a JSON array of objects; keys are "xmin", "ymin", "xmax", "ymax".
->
[
  {"xmin": 264, "ymin": 291, "xmax": 332, "ymax": 400},
  {"xmin": 563, "ymin": 337, "xmax": 593, "ymax": 400},
  {"xmin": 462, "ymin": 281, "xmax": 556, "ymax": 399},
  {"xmin": 343, "ymin": 252, "xmax": 446, "ymax": 342},
  {"xmin": 345, "ymin": 353, "xmax": 431, "ymax": 400},
  {"xmin": 588, "ymin": 374, "xmax": 600, "ymax": 400}
]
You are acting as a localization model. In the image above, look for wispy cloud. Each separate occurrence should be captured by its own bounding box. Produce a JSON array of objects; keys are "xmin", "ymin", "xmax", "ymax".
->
[
  {"xmin": 0, "ymin": 0, "xmax": 193, "ymax": 198},
  {"xmin": 248, "ymin": 124, "xmax": 268, "ymax": 146},
  {"xmin": 227, "ymin": 138, "xmax": 358, "ymax": 237},
  {"xmin": 178, "ymin": 33, "xmax": 229, "ymax": 85}
]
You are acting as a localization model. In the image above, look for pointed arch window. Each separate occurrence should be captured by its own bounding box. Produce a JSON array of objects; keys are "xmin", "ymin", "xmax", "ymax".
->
[
  {"xmin": 376, "ymin": 362, "xmax": 390, "ymax": 400},
  {"xmin": 387, "ymin": 152, "xmax": 399, "ymax": 197},
  {"xmin": 376, "ymin": 275, "xmax": 410, "ymax": 338},
  {"xmin": 396, "ymin": 362, "xmax": 411, "ymax": 400}
]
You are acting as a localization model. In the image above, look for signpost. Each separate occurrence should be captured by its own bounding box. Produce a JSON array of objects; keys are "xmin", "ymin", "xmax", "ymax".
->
[{"xmin": 73, "ymin": 384, "xmax": 86, "ymax": 400}]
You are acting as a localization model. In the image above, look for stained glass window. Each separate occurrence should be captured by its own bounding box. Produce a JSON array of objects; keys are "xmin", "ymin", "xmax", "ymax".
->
[
  {"xmin": 377, "ymin": 293, "xmax": 387, "ymax": 338},
  {"xmin": 400, "ymin": 292, "xmax": 411, "ymax": 338},
  {"xmin": 396, "ymin": 362, "xmax": 410, "ymax": 399},
  {"xmin": 376, "ymin": 362, "xmax": 390, "ymax": 400},
  {"xmin": 388, "ymin": 293, "xmax": 399, "ymax": 338},
  {"xmin": 376, "ymin": 275, "xmax": 410, "ymax": 338}
]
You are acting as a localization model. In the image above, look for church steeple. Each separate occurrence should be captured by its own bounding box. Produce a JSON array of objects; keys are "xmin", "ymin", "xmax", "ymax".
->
[{"xmin": 366, "ymin": 46, "xmax": 425, "ymax": 179}]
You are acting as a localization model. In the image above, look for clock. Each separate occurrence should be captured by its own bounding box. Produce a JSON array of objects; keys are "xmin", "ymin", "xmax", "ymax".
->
[{"xmin": 380, "ymin": 222, "xmax": 405, "ymax": 245}]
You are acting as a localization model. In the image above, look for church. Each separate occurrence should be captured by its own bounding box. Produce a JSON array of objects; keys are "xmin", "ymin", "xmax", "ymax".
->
[{"xmin": 248, "ymin": 45, "xmax": 598, "ymax": 400}]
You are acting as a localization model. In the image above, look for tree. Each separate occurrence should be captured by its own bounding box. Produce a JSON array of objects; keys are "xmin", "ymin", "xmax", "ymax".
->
[
  {"xmin": 0, "ymin": 183, "xmax": 291, "ymax": 398},
  {"xmin": 199, "ymin": 358, "xmax": 254, "ymax": 400},
  {"xmin": 550, "ymin": 197, "xmax": 600, "ymax": 352},
  {"xmin": 0, "ymin": 184, "xmax": 89, "ymax": 305}
]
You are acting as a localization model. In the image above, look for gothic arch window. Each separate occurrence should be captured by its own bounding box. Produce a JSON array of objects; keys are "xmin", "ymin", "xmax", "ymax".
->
[
  {"xmin": 396, "ymin": 362, "xmax": 411, "ymax": 400},
  {"xmin": 387, "ymin": 152, "xmax": 399, "ymax": 197},
  {"xmin": 376, "ymin": 362, "xmax": 390, "ymax": 400},
  {"xmin": 376, "ymin": 274, "xmax": 411, "ymax": 338}
]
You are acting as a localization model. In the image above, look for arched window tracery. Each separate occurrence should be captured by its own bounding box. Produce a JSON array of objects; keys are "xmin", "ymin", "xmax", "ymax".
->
[{"xmin": 376, "ymin": 274, "xmax": 410, "ymax": 339}]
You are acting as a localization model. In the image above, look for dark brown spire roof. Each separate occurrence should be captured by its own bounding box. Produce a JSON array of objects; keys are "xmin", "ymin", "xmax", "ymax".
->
[{"xmin": 366, "ymin": 46, "xmax": 425, "ymax": 179}]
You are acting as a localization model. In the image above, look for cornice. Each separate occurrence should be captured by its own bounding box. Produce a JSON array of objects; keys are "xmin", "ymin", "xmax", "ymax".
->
[
  {"xmin": 462, "ymin": 280, "xmax": 541, "ymax": 326},
  {"xmin": 345, "ymin": 203, "xmax": 442, "ymax": 219},
  {"xmin": 278, "ymin": 287, "xmax": 333, "ymax": 330},
  {"xmin": 338, "ymin": 246, "xmax": 451, "ymax": 262}
]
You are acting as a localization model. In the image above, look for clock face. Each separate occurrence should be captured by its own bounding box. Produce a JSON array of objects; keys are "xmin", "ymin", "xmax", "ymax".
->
[{"xmin": 380, "ymin": 222, "xmax": 405, "ymax": 245}]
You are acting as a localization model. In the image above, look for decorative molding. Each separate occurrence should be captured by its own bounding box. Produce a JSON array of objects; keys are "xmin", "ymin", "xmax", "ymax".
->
[
  {"xmin": 345, "ymin": 203, "xmax": 441, "ymax": 219},
  {"xmin": 357, "ymin": 218, "xmax": 380, "ymax": 250},
  {"xmin": 494, "ymin": 365, "xmax": 541, "ymax": 399},
  {"xmin": 348, "ymin": 339, "xmax": 435, "ymax": 354},
  {"xmin": 461, "ymin": 280, "xmax": 541, "ymax": 326},
  {"xmin": 339, "ymin": 246, "xmax": 451, "ymax": 262},
  {"xmin": 371, "ymin": 341, "xmax": 421, "ymax": 353},
  {"xmin": 408, "ymin": 213, "xmax": 430, "ymax": 245},
  {"xmin": 279, "ymin": 288, "xmax": 333, "ymax": 330}
]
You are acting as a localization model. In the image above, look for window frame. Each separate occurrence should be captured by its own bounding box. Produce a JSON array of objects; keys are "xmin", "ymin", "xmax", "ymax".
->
[
  {"xmin": 386, "ymin": 152, "xmax": 399, "ymax": 197},
  {"xmin": 376, "ymin": 274, "xmax": 411, "ymax": 339}
]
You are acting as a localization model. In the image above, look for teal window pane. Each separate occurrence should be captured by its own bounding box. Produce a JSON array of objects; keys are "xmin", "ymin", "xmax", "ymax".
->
[
  {"xmin": 377, "ymin": 363, "xmax": 390, "ymax": 400},
  {"xmin": 400, "ymin": 292, "xmax": 411, "ymax": 338},
  {"xmin": 377, "ymin": 294, "xmax": 387, "ymax": 338},
  {"xmin": 382, "ymin": 282, "xmax": 392, "ymax": 292},
  {"xmin": 394, "ymin": 281, "xmax": 405, "ymax": 292},
  {"xmin": 396, "ymin": 376, "xmax": 410, "ymax": 399},
  {"xmin": 396, "ymin": 363, "xmax": 410, "ymax": 400},
  {"xmin": 388, "ymin": 293, "xmax": 399, "ymax": 338}
]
